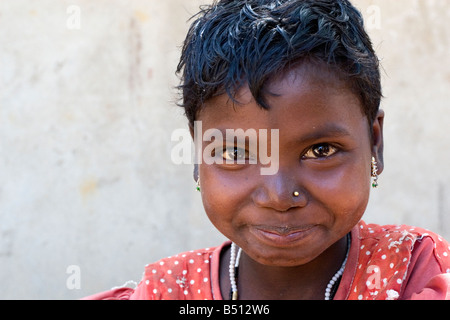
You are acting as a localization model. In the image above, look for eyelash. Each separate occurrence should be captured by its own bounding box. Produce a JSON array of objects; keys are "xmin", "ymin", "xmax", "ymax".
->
[
  {"xmin": 222, "ymin": 146, "xmax": 250, "ymax": 162},
  {"xmin": 302, "ymin": 143, "xmax": 339, "ymax": 160},
  {"xmin": 216, "ymin": 143, "xmax": 339, "ymax": 163}
]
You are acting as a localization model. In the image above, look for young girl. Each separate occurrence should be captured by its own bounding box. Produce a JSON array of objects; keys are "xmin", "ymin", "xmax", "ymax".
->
[{"xmin": 86, "ymin": 0, "xmax": 450, "ymax": 300}]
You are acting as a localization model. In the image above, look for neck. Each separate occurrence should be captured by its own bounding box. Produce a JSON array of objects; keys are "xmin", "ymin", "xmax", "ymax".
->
[{"xmin": 223, "ymin": 235, "xmax": 349, "ymax": 300}]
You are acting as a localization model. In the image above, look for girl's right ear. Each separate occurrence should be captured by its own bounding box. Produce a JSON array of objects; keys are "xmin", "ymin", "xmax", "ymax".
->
[
  {"xmin": 193, "ymin": 164, "xmax": 199, "ymax": 182},
  {"xmin": 190, "ymin": 125, "xmax": 199, "ymax": 181}
]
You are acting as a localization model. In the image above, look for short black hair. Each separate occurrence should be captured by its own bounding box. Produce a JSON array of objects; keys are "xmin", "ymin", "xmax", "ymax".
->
[{"xmin": 176, "ymin": 0, "xmax": 382, "ymax": 129}]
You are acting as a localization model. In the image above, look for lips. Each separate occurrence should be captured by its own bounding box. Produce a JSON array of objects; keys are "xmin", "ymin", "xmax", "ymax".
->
[{"xmin": 250, "ymin": 224, "xmax": 317, "ymax": 247}]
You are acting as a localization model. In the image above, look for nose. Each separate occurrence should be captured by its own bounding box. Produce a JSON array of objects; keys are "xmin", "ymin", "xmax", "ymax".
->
[{"xmin": 252, "ymin": 168, "xmax": 307, "ymax": 212}]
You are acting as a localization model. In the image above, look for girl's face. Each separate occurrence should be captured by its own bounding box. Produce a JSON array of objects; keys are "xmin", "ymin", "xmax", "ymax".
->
[{"xmin": 196, "ymin": 63, "xmax": 384, "ymax": 267}]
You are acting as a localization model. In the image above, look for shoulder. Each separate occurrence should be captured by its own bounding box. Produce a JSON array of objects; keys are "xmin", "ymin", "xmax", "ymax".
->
[
  {"xmin": 348, "ymin": 221, "xmax": 450, "ymax": 300},
  {"xmin": 358, "ymin": 221, "xmax": 450, "ymax": 270},
  {"xmin": 83, "ymin": 244, "xmax": 226, "ymax": 300},
  {"xmin": 133, "ymin": 245, "xmax": 222, "ymax": 300}
]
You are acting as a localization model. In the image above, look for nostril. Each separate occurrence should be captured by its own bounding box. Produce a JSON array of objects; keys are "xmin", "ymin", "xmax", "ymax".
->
[{"xmin": 252, "ymin": 187, "xmax": 307, "ymax": 212}]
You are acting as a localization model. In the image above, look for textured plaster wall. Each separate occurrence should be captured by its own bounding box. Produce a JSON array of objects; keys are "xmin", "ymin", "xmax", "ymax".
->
[{"xmin": 0, "ymin": 0, "xmax": 449, "ymax": 299}]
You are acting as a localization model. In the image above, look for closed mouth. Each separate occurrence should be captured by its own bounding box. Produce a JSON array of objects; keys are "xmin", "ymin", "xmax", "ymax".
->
[
  {"xmin": 250, "ymin": 224, "xmax": 317, "ymax": 246},
  {"xmin": 255, "ymin": 225, "xmax": 315, "ymax": 235}
]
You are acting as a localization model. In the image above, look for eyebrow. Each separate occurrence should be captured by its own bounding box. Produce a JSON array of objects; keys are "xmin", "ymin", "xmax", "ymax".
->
[
  {"xmin": 211, "ymin": 128, "xmax": 259, "ymax": 141},
  {"xmin": 297, "ymin": 124, "xmax": 352, "ymax": 144},
  {"xmin": 202, "ymin": 124, "xmax": 353, "ymax": 148}
]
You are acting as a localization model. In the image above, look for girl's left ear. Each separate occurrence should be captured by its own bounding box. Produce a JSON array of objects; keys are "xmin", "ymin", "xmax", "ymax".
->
[{"xmin": 372, "ymin": 109, "xmax": 385, "ymax": 175}]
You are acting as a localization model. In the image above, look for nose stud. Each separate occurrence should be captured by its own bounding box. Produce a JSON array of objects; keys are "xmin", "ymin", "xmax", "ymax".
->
[{"xmin": 293, "ymin": 191, "xmax": 300, "ymax": 197}]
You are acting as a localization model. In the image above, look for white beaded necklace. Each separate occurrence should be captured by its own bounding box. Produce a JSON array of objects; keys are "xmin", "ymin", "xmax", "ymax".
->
[{"xmin": 229, "ymin": 235, "xmax": 350, "ymax": 300}]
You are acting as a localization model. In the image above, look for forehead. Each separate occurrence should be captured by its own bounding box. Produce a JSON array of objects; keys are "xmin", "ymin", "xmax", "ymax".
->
[
  {"xmin": 266, "ymin": 62, "xmax": 353, "ymax": 99},
  {"xmin": 198, "ymin": 63, "xmax": 367, "ymax": 136}
]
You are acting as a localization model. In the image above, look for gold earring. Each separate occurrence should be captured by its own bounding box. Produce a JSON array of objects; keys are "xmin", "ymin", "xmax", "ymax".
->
[
  {"xmin": 293, "ymin": 191, "xmax": 300, "ymax": 197},
  {"xmin": 371, "ymin": 157, "xmax": 379, "ymax": 188}
]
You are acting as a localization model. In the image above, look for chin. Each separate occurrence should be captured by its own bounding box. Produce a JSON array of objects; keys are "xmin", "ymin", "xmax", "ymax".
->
[{"xmin": 246, "ymin": 244, "xmax": 325, "ymax": 268}]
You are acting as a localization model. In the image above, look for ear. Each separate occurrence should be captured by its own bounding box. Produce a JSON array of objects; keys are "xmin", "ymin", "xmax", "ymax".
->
[
  {"xmin": 371, "ymin": 109, "xmax": 385, "ymax": 175},
  {"xmin": 193, "ymin": 164, "xmax": 199, "ymax": 181},
  {"xmin": 189, "ymin": 126, "xmax": 200, "ymax": 181}
]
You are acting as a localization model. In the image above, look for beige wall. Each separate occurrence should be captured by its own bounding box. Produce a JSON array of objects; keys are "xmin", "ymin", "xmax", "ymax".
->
[{"xmin": 0, "ymin": 0, "xmax": 449, "ymax": 299}]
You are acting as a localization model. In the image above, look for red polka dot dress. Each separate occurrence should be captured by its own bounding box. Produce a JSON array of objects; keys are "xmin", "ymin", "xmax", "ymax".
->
[
  {"xmin": 84, "ymin": 221, "xmax": 450, "ymax": 300},
  {"xmin": 137, "ymin": 246, "xmax": 220, "ymax": 300}
]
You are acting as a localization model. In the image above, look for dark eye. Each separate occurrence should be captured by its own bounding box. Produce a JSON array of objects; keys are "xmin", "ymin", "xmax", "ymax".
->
[
  {"xmin": 303, "ymin": 143, "xmax": 338, "ymax": 159},
  {"xmin": 222, "ymin": 146, "xmax": 248, "ymax": 162}
]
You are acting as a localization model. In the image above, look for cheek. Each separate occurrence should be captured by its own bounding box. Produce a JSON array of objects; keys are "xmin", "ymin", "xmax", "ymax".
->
[
  {"xmin": 306, "ymin": 160, "xmax": 371, "ymax": 225},
  {"xmin": 201, "ymin": 188, "xmax": 230, "ymax": 229},
  {"xmin": 199, "ymin": 168, "xmax": 251, "ymax": 238}
]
